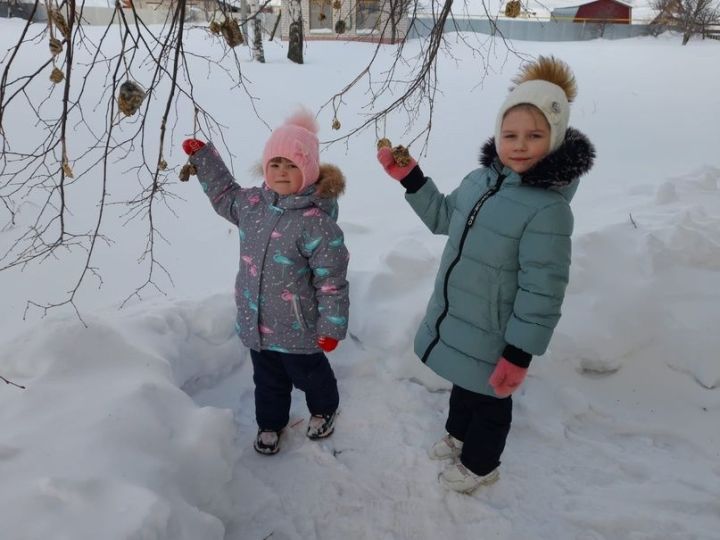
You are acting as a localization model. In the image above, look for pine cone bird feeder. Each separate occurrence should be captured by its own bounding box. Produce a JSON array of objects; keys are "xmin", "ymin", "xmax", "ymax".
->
[
  {"xmin": 376, "ymin": 138, "xmax": 411, "ymax": 166},
  {"xmin": 117, "ymin": 81, "xmax": 146, "ymax": 116},
  {"xmin": 377, "ymin": 137, "xmax": 411, "ymax": 167},
  {"xmin": 505, "ymin": 0, "xmax": 521, "ymax": 18},
  {"xmin": 179, "ymin": 163, "xmax": 197, "ymax": 182},
  {"xmin": 49, "ymin": 37, "xmax": 63, "ymax": 57},
  {"xmin": 50, "ymin": 67, "xmax": 64, "ymax": 84},
  {"xmin": 209, "ymin": 20, "xmax": 221, "ymax": 34},
  {"xmin": 391, "ymin": 145, "xmax": 411, "ymax": 167},
  {"xmin": 376, "ymin": 138, "xmax": 392, "ymax": 150},
  {"xmin": 220, "ymin": 17, "xmax": 244, "ymax": 47}
]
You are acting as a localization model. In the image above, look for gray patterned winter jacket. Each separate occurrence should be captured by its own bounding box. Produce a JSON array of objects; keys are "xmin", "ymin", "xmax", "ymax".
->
[{"xmin": 189, "ymin": 143, "xmax": 350, "ymax": 354}]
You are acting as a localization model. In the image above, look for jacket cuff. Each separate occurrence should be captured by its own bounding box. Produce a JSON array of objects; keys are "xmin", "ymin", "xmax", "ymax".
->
[
  {"xmin": 502, "ymin": 344, "xmax": 532, "ymax": 368},
  {"xmin": 188, "ymin": 141, "xmax": 213, "ymax": 165},
  {"xmin": 400, "ymin": 165, "xmax": 427, "ymax": 193}
]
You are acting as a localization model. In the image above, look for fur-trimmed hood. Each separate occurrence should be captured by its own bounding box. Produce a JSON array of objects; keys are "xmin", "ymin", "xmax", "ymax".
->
[
  {"xmin": 314, "ymin": 163, "xmax": 346, "ymax": 198},
  {"xmin": 253, "ymin": 162, "xmax": 346, "ymax": 199},
  {"xmin": 479, "ymin": 127, "xmax": 595, "ymax": 189},
  {"xmin": 255, "ymin": 162, "xmax": 346, "ymax": 220}
]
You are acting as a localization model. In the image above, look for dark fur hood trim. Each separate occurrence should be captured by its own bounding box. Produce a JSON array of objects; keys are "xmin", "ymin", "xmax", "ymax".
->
[{"xmin": 479, "ymin": 127, "xmax": 595, "ymax": 189}]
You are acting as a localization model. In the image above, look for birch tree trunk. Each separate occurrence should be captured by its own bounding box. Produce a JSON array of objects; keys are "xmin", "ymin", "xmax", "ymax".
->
[
  {"xmin": 287, "ymin": 0, "xmax": 303, "ymax": 64},
  {"xmin": 251, "ymin": 0, "xmax": 265, "ymax": 62}
]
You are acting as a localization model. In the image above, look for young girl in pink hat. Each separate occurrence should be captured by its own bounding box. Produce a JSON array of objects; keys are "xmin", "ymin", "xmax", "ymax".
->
[{"xmin": 182, "ymin": 109, "xmax": 349, "ymax": 455}]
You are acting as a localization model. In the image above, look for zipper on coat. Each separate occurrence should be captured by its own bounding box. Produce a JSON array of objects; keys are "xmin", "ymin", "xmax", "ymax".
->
[{"xmin": 421, "ymin": 172, "xmax": 507, "ymax": 364}]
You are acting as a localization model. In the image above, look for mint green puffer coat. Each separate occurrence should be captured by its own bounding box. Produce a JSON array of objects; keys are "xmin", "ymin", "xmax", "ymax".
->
[{"xmin": 406, "ymin": 128, "xmax": 594, "ymax": 396}]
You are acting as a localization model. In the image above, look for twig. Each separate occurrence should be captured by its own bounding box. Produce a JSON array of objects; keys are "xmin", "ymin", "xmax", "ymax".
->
[
  {"xmin": 629, "ymin": 213, "xmax": 638, "ymax": 229},
  {"xmin": 1, "ymin": 375, "xmax": 26, "ymax": 390}
]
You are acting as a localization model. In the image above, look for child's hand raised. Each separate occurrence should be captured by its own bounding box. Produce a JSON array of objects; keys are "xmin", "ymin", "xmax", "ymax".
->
[
  {"xmin": 489, "ymin": 357, "xmax": 528, "ymax": 398},
  {"xmin": 182, "ymin": 138, "xmax": 206, "ymax": 156},
  {"xmin": 376, "ymin": 141, "xmax": 417, "ymax": 182}
]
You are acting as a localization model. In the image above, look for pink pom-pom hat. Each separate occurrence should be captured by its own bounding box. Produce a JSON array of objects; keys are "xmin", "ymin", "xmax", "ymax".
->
[{"xmin": 262, "ymin": 108, "xmax": 320, "ymax": 193}]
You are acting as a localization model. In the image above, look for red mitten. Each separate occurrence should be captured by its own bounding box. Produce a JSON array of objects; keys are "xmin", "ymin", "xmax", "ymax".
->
[
  {"xmin": 317, "ymin": 336, "xmax": 339, "ymax": 353},
  {"xmin": 377, "ymin": 147, "xmax": 417, "ymax": 181},
  {"xmin": 489, "ymin": 357, "xmax": 528, "ymax": 398},
  {"xmin": 182, "ymin": 138, "xmax": 206, "ymax": 156}
]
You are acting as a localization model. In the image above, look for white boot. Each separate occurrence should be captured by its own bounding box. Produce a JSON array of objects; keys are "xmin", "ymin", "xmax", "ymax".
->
[
  {"xmin": 307, "ymin": 411, "xmax": 337, "ymax": 440},
  {"xmin": 439, "ymin": 462, "xmax": 499, "ymax": 493},
  {"xmin": 253, "ymin": 430, "xmax": 281, "ymax": 455},
  {"xmin": 428, "ymin": 433, "xmax": 463, "ymax": 460}
]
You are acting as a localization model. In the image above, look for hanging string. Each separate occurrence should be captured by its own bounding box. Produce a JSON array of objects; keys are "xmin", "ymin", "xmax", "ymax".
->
[{"xmin": 179, "ymin": 107, "xmax": 199, "ymax": 182}]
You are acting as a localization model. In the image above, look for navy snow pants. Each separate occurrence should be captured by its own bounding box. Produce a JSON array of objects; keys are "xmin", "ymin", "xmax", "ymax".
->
[
  {"xmin": 445, "ymin": 384, "xmax": 513, "ymax": 476},
  {"xmin": 251, "ymin": 349, "xmax": 339, "ymax": 431}
]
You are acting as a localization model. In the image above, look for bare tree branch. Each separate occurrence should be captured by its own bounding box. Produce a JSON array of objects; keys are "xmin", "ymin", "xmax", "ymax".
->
[
  {"xmin": 1, "ymin": 0, "xmax": 516, "ymax": 332},
  {"xmin": 0, "ymin": 375, "xmax": 26, "ymax": 390}
]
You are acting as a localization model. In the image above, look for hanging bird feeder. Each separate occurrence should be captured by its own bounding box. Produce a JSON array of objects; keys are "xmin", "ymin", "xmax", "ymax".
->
[
  {"xmin": 179, "ymin": 163, "xmax": 197, "ymax": 182},
  {"xmin": 220, "ymin": 17, "xmax": 244, "ymax": 47},
  {"xmin": 505, "ymin": 0, "xmax": 521, "ymax": 18},
  {"xmin": 376, "ymin": 138, "xmax": 411, "ymax": 166},
  {"xmin": 117, "ymin": 80, "xmax": 146, "ymax": 116},
  {"xmin": 49, "ymin": 37, "xmax": 63, "ymax": 56},
  {"xmin": 50, "ymin": 67, "xmax": 64, "ymax": 84}
]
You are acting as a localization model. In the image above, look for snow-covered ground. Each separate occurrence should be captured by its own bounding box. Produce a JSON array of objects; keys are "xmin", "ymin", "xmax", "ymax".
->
[{"xmin": 1, "ymin": 18, "xmax": 719, "ymax": 540}]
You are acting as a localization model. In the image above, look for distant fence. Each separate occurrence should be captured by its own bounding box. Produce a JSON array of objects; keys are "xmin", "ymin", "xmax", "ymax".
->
[
  {"xmin": 407, "ymin": 15, "xmax": 651, "ymax": 41},
  {"xmin": 704, "ymin": 24, "xmax": 720, "ymax": 40},
  {"xmin": 1, "ymin": 3, "xmax": 653, "ymax": 41}
]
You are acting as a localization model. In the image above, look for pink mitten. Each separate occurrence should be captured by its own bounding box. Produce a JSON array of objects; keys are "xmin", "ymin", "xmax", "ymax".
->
[
  {"xmin": 377, "ymin": 147, "xmax": 417, "ymax": 181},
  {"xmin": 489, "ymin": 357, "xmax": 527, "ymax": 398}
]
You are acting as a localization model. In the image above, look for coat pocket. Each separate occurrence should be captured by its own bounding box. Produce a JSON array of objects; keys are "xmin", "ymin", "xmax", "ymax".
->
[
  {"xmin": 291, "ymin": 296, "xmax": 308, "ymax": 330},
  {"xmin": 292, "ymin": 295, "xmax": 314, "ymax": 330}
]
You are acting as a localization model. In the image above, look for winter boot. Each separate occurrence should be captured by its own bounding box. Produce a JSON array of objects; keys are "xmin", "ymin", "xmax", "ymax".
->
[
  {"xmin": 428, "ymin": 433, "xmax": 464, "ymax": 460},
  {"xmin": 439, "ymin": 462, "xmax": 499, "ymax": 494},
  {"xmin": 307, "ymin": 411, "xmax": 337, "ymax": 440},
  {"xmin": 254, "ymin": 429, "xmax": 281, "ymax": 455}
]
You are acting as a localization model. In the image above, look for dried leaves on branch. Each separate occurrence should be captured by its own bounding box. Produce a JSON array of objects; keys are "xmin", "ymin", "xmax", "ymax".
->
[
  {"xmin": 0, "ymin": 0, "xmax": 260, "ymax": 321},
  {"xmin": 319, "ymin": 0, "xmax": 512, "ymax": 154},
  {"xmin": 0, "ymin": 0, "xmax": 507, "ymax": 326}
]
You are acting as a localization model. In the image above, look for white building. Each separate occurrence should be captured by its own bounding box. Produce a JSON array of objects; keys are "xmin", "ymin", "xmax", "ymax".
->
[{"xmin": 279, "ymin": 0, "xmax": 410, "ymax": 43}]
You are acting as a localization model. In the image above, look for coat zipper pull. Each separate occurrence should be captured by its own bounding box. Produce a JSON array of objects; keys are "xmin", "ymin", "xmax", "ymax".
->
[{"xmin": 466, "ymin": 174, "xmax": 506, "ymax": 227}]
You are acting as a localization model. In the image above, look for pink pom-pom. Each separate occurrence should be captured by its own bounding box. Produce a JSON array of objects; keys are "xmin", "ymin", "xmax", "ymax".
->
[{"xmin": 284, "ymin": 108, "xmax": 318, "ymax": 134}]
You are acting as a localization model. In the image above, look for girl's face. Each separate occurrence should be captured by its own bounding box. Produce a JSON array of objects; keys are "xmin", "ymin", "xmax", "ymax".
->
[
  {"xmin": 266, "ymin": 157, "xmax": 304, "ymax": 195},
  {"xmin": 498, "ymin": 107, "xmax": 551, "ymax": 174}
]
